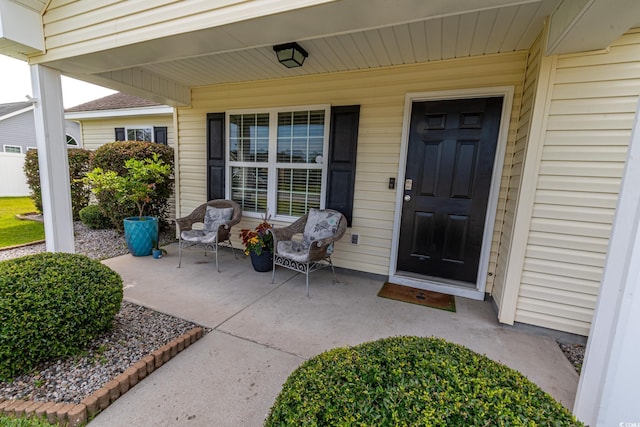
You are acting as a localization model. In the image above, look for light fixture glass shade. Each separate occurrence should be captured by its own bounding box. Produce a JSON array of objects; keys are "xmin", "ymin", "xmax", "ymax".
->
[{"xmin": 273, "ymin": 42, "xmax": 308, "ymax": 68}]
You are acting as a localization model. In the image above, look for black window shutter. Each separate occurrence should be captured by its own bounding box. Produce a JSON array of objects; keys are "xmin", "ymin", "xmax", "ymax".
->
[
  {"xmin": 206, "ymin": 113, "xmax": 225, "ymax": 200},
  {"xmin": 115, "ymin": 128, "xmax": 125, "ymax": 141},
  {"xmin": 326, "ymin": 105, "xmax": 360, "ymax": 227},
  {"xmin": 153, "ymin": 126, "xmax": 168, "ymax": 145}
]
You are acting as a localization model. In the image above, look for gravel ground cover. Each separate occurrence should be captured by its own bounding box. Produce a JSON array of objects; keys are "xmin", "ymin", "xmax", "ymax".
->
[
  {"xmin": 0, "ymin": 219, "xmax": 201, "ymax": 405},
  {"xmin": 0, "ymin": 301, "xmax": 203, "ymax": 404}
]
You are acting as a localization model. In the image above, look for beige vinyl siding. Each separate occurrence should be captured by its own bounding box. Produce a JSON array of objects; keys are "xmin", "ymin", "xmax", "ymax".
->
[
  {"xmin": 514, "ymin": 29, "xmax": 640, "ymax": 335},
  {"xmin": 492, "ymin": 31, "xmax": 544, "ymax": 308},
  {"xmin": 79, "ymin": 116, "xmax": 174, "ymax": 151},
  {"xmin": 40, "ymin": 0, "xmax": 328, "ymax": 61},
  {"xmin": 178, "ymin": 52, "xmax": 527, "ymax": 276}
]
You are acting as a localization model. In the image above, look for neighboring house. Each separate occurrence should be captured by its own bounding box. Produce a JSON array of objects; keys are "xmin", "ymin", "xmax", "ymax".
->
[
  {"xmin": 65, "ymin": 92, "xmax": 175, "ymax": 216},
  {"xmin": 2, "ymin": 1, "xmax": 639, "ymax": 422},
  {"xmin": 0, "ymin": 101, "xmax": 81, "ymax": 153},
  {"xmin": 64, "ymin": 92, "xmax": 173, "ymax": 150}
]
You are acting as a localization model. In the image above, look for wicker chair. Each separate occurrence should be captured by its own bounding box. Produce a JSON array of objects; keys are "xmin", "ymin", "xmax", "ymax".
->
[
  {"xmin": 269, "ymin": 208, "xmax": 347, "ymax": 297},
  {"xmin": 176, "ymin": 199, "xmax": 242, "ymax": 271}
]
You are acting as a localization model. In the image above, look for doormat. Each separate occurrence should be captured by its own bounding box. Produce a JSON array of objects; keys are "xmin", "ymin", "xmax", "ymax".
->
[{"xmin": 377, "ymin": 282, "xmax": 456, "ymax": 312}]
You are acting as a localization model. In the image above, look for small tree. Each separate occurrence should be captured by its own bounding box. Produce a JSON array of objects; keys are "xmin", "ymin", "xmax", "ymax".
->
[
  {"xmin": 83, "ymin": 154, "xmax": 172, "ymax": 222},
  {"xmin": 90, "ymin": 141, "xmax": 174, "ymax": 229}
]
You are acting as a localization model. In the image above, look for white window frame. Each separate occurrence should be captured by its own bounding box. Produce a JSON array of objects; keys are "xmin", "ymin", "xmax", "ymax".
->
[
  {"xmin": 225, "ymin": 105, "xmax": 331, "ymax": 222},
  {"xmin": 125, "ymin": 126, "xmax": 154, "ymax": 142},
  {"xmin": 3, "ymin": 145, "xmax": 22, "ymax": 154}
]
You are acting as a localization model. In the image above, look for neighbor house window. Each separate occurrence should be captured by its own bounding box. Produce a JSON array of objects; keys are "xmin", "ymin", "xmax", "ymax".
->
[
  {"xmin": 227, "ymin": 106, "xmax": 329, "ymax": 220},
  {"xmin": 126, "ymin": 127, "xmax": 153, "ymax": 142},
  {"xmin": 66, "ymin": 135, "xmax": 79, "ymax": 146},
  {"xmin": 3, "ymin": 145, "xmax": 22, "ymax": 154}
]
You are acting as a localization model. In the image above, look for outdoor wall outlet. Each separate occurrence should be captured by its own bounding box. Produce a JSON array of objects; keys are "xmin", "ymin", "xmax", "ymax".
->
[{"xmin": 351, "ymin": 233, "xmax": 359, "ymax": 245}]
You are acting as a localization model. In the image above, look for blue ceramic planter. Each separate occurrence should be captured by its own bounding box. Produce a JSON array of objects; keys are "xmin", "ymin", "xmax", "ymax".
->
[{"xmin": 123, "ymin": 216, "xmax": 158, "ymax": 257}]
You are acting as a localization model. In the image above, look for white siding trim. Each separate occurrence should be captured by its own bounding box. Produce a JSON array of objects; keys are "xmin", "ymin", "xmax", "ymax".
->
[
  {"xmin": 498, "ymin": 54, "xmax": 558, "ymax": 324},
  {"xmin": 500, "ymin": 60, "xmax": 554, "ymax": 321},
  {"xmin": 65, "ymin": 106, "xmax": 173, "ymax": 120},
  {"xmin": 574, "ymin": 98, "xmax": 640, "ymax": 427},
  {"xmin": 389, "ymin": 86, "xmax": 514, "ymax": 300}
]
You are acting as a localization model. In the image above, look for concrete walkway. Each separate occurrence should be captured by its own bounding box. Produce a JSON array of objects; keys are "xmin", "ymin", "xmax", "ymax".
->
[{"xmin": 89, "ymin": 245, "xmax": 579, "ymax": 426}]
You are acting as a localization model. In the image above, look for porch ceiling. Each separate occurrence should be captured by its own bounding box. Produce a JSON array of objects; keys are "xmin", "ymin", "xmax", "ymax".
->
[
  {"xmin": 40, "ymin": 0, "xmax": 560, "ymax": 106},
  {"xmin": 13, "ymin": 0, "xmax": 636, "ymax": 106}
]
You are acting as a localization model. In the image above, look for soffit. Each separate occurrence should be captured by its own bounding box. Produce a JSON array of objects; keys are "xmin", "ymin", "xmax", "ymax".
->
[{"xmin": 47, "ymin": 0, "xmax": 560, "ymax": 92}]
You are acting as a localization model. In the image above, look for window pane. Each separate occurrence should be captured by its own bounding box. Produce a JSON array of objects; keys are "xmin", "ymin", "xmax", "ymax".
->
[
  {"xmin": 276, "ymin": 168, "xmax": 321, "ymax": 216},
  {"xmin": 229, "ymin": 113, "xmax": 269, "ymax": 162},
  {"xmin": 231, "ymin": 166, "xmax": 269, "ymax": 213},
  {"xmin": 4, "ymin": 146, "xmax": 21, "ymax": 153},
  {"xmin": 277, "ymin": 110, "xmax": 325, "ymax": 164},
  {"xmin": 66, "ymin": 135, "xmax": 78, "ymax": 146},
  {"xmin": 126, "ymin": 128, "xmax": 152, "ymax": 142}
]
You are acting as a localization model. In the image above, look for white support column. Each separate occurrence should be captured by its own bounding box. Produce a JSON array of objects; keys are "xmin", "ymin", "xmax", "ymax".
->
[
  {"xmin": 30, "ymin": 64, "xmax": 75, "ymax": 253},
  {"xmin": 574, "ymin": 99, "xmax": 640, "ymax": 424}
]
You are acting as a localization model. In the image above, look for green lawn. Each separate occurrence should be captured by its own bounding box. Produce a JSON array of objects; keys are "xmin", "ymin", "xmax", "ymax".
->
[
  {"xmin": 0, "ymin": 415, "xmax": 54, "ymax": 427},
  {"xmin": 0, "ymin": 197, "xmax": 45, "ymax": 249}
]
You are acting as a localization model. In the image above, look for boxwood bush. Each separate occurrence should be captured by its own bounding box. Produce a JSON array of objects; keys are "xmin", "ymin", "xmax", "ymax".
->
[
  {"xmin": 265, "ymin": 336, "xmax": 583, "ymax": 426},
  {"xmin": 91, "ymin": 141, "xmax": 174, "ymax": 230},
  {"xmin": 0, "ymin": 253, "xmax": 123, "ymax": 381},
  {"xmin": 79, "ymin": 204, "xmax": 113, "ymax": 229}
]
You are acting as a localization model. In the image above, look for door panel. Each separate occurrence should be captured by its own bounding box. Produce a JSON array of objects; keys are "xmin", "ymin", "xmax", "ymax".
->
[{"xmin": 397, "ymin": 97, "xmax": 503, "ymax": 284}]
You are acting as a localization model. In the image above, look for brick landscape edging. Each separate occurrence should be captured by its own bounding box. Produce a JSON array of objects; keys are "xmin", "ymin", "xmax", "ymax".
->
[{"xmin": 0, "ymin": 326, "xmax": 204, "ymax": 426}]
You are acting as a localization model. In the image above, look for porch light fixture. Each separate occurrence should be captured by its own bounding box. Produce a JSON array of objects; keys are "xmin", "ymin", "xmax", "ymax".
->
[{"xmin": 273, "ymin": 42, "xmax": 308, "ymax": 68}]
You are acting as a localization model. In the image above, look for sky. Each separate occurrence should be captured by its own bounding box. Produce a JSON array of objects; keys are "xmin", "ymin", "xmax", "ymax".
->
[{"xmin": 0, "ymin": 55, "xmax": 116, "ymax": 109}]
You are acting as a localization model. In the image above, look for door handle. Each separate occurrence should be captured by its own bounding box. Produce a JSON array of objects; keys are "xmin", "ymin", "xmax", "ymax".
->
[{"xmin": 404, "ymin": 195, "xmax": 411, "ymax": 202}]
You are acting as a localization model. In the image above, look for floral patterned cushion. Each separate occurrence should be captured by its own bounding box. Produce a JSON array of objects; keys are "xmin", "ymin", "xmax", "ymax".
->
[
  {"xmin": 277, "ymin": 240, "xmax": 311, "ymax": 263},
  {"xmin": 303, "ymin": 209, "xmax": 341, "ymax": 242},
  {"xmin": 204, "ymin": 206, "xmax": 233, "ymax": 233},
  {"xmin": 181, "ymin": 230, "xmax": 218, "ymax": 244}
]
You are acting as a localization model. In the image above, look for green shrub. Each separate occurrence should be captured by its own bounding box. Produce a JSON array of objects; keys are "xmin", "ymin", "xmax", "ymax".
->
[
  {"xmin": 265, "ymin": 336, "xmax": 583, "ymax": 427},
  {"xmin": 0, "ymin": 253, "xmax": 123, "ymax": 381},
  {"xmin": 24, "ymin": 149, "xmax": 93, "ymax": 220},
  {"xmin": 91, "ymin": 141, "xmax": 174, "ymax": 230},
  {"xmin": 79, "ymin": 204, "xmax": 113, "ymax": 229}
]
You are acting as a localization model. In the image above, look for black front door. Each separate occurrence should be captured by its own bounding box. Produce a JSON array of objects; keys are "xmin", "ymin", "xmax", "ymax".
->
[{"xmin": 397, "ymin": 97, "xmax": 503, "ymax": 284}]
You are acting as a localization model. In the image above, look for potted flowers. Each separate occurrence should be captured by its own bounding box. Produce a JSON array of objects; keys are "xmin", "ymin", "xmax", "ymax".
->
[{"xmin": 240, "ymin": 217, "xmax": 273, "ymax": 272}]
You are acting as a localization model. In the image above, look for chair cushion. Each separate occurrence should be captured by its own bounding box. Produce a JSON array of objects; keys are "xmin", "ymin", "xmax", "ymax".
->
[
  {"xmin": 303, "ymin": 209, "xmax": 341, "ymax": 243},
  {"xmin": 277, "ymin": 240, "xmax": 311, "ymax": 263},
  {"xmin": 181, "ymin": 230, "xmax": 218, "ymax": 244},
  {"xmin": 204, "ymin": 206, "xmax": 233, "ymax": 233}
]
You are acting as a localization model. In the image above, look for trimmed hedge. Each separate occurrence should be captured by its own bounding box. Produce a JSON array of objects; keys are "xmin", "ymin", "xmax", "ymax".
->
[
  {"xmin": 265, "ymin": 336, "xmax": 583, "ymax": 426},
  {"xmin": 23, "ymin": 149, "xmax": 93, "ymax": 220},
  {"xmin": 0, "ymin": 253, "xmax": 123, "ymax": 381},
  {"xmin": 91, "ymin": 141, "xmax": 174, "ymax": 230},
  {"xmin": 79, "ymin": 204, "xmax": 113, "ymax": 229}
]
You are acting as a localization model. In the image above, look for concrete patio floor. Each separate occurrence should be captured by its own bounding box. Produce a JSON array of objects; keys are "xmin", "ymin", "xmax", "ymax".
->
[{"xmin": 89, "ymin": 245, "xmax": 579, "ymax": 426}]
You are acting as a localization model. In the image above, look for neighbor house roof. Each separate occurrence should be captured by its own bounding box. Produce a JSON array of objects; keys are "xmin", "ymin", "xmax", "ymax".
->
[
  {"xmin": 65, "ymin": 93, "xmax": 162, "ymax": 112},
  {"xmin": 64, "ymin": 93, "xmax": 173, "ymax": 120},
  {"xmin": 0, "ymin": 101, "xmax": 33, "ymax": 120}
]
